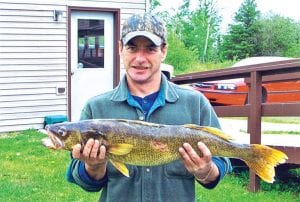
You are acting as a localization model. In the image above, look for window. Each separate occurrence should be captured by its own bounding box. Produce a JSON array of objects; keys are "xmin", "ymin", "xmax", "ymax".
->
[{"xmin": 77, "ymin": 19, "xmax": 105, "ymax": 68}]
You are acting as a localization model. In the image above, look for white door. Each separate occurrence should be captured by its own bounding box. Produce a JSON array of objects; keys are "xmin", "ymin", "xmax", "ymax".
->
[{"xmin": 70, "ymin": 11, "xmax": 114, "ymax": 121}]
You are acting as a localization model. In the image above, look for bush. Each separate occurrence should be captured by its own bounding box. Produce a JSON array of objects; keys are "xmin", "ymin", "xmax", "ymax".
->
[{"xmin": 165, "ymin": 31, "xmax": 199, "ymax": 74}]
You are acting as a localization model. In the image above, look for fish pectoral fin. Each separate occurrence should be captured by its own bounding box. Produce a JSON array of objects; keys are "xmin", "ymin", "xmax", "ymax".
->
[
  {"xmin": 109, "ymin": 144, "xmax": 133, "ymax": 155},
  {"xmin": 184, "ymin": 124, "xmax": 234, "ymax": 141},
  {"xmin": 109, "ymin": 159, "xmax": 129, "ymax": 177}
]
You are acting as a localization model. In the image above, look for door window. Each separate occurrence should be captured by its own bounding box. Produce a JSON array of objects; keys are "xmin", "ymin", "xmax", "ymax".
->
[{"xmin": 78, "ymin": 19, "xmax": 105, "ymax": 68}]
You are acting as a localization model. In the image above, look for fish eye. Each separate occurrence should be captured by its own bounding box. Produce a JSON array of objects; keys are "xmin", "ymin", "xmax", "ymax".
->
[{"xmin": 58, "ymin": 128, "xmax": 67, "ymax": 136}]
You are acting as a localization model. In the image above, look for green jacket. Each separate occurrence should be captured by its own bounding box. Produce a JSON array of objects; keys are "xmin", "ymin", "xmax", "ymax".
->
[{"xmin": 66, "ymin": 75, "xmax": 231, "ymax": 202}]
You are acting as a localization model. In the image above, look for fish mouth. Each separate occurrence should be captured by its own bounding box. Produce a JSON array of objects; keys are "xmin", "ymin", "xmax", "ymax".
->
[{"xmin": 46, "ymin": 127, "xmax": 64, "ymax": 149}]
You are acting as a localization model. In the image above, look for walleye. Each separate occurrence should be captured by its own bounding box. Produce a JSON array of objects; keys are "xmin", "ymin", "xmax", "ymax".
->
[{"xmin": 46, "ymin": 119, "xmax": 288, "ymax": 183}]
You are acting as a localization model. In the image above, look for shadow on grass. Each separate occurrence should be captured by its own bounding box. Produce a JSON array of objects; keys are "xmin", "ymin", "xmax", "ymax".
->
[{"xmin": 231, "ymin": 163, "xmax": 300, "ymax": 194}]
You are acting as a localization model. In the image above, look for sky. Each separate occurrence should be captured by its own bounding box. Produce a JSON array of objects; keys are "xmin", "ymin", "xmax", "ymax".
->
[{"xmin": 160, "ymin": 0, "xmax": 300, "ymax": 33}]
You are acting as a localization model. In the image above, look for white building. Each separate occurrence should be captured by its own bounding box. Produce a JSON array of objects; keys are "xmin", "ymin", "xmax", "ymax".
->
[{"xmin": 0, "ymin": 0, "xmax": 151, "ymax": 133}]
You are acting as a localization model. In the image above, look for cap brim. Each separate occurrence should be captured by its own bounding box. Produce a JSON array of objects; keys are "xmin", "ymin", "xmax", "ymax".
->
[{"xmin": 122, "ymin": 31, "xmax": 162, "ymax": 46}]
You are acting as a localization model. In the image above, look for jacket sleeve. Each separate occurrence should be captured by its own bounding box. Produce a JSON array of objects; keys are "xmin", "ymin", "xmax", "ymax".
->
[
  {"xmin": 197, "ymin": 156, "xmax": 232, "ymax": 189},
  {"xmin": 197, "ymin": 96, "xmax": 232, "ymax": 189},
  {"xmin": 66, "ymin": 155, "xmax": 108, "ymax": 192}
]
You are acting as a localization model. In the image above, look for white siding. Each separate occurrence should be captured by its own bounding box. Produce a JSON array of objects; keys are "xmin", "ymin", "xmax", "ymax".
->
[{"xmin": 0, "ymin": 0, "xmax": 147, "ymax": 133}]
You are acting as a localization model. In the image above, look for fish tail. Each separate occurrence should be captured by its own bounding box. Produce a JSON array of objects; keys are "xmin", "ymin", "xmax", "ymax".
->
[{"xmin": 243, "ymin": 144, "xmax": 288, "ymax": 183}]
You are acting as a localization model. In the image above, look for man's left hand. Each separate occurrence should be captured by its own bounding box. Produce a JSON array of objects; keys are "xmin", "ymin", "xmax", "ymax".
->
[{"xmin": 179, "ymin": 142, "xmax": 219, "ymax": 184}]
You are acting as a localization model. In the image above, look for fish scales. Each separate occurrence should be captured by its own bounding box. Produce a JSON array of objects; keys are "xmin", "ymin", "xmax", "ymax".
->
[
  {"xmin": 92, "ymin": 120, "xmax": 230, "ymax": 165},
  {"xmin": 102, "ymin": 120, "xmax": 247, "ymax": 165},
  {"xmin": 46, "ymin": 119, "xmax": 288, "ymax": 183}
]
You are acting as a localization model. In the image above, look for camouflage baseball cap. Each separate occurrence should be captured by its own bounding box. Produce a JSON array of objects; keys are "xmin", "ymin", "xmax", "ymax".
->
[{"xmin": 121, "ymin": 13, "xmax": 167, "ymax": 46}]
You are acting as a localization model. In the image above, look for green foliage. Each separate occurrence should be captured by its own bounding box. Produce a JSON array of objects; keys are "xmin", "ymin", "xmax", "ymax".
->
[
  {"xmin": 150, "ymin": 0, "xmax": 161, "ymax": 12},
  {"xmin": 174, "ymin": 60, "xmax": 235, "ymax": 75},
  {"xmin": 255, "ymin": 14, "xmax": 300, "ymax": 57},
  {"xmin": 165, "ymin": 31, "xmax": 199, "ymax": 73},
  {"xmin": 166, "ymin": 0, "xmax": 222, "ymax": 63},
  {"xmin": 152, "ymin": 0, "xmax": 300, "ymax": 69},
  {"xmin": 220, "ymin": 0, "xmax": 300, "ymax": 60},
  {"xmin": 167, "ymin": 0, "xmax": 191, "ymax": 41},
  {"xmin": 234, "ymin": 0, "xmax": 260, "ymax": 27},
  {"xmin": 221, "ymin": 0, "xmax": 260, "ymax": 60}
]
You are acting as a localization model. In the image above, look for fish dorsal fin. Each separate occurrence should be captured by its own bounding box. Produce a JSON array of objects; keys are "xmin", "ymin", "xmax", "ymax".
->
[
  {"xmin": 201, "ymin": 127, "xmax": 234, "ymax": 141},
  {"xmin": 184, "ymin": 124, "xmax": 234, "ymax": 141},
  {"xmin": 109, "ymin": 160, "xmax": 129, "ymax": 177},
  {"xmin": 109, "ymin": 144, "xmax": 133, "ymax": 155}
]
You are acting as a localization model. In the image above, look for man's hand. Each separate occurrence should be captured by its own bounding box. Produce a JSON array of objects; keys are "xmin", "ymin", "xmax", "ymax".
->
[
  {"xmin": 72, "ymin": 138, "xmax": 107, "ymax": 180},
  {"xmin": 179, "ymin": 142, "xmax": 219, "ymax": 184}
]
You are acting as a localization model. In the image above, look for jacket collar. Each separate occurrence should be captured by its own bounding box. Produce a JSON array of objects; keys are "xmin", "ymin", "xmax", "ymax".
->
[{"xmin": 110, "ymin": 74, "xmax": 178, "ymax": 103}]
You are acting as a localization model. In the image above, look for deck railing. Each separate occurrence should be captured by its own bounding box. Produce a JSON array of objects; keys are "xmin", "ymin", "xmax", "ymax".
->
[{"xmin": 171, "ymin": 58, "xmax": 300, "ymax": 191}]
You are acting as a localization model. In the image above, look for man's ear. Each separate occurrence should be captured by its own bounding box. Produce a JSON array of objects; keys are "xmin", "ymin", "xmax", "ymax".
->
[
  {"xmin": 161, "ymin": 45, "xmax": 168, "ymax": 62},
  {"xmin": 118, "ymin": 41, "xmax": 123, "ymax": 55}
]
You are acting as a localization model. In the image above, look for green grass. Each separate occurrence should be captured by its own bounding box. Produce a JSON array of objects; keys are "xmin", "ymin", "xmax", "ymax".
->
[
  {"xmin": 262, "ymin": 130, "xmax": 300, "ymax": 135},
  {"xmin": 239, "ymin": 129, "xmax": 300, "ymax": 135},
  {"xmin": 196, "ymin": 167, "xmax": 300, "ymax": 202},
  {"xmin": 0, "ymin": 129, "xmax": 99, "ymax": 201},
  {"xmin": 262, "ymin": 117, "xmax": 300, "ymax": 124},
  {"xmin": 1, "ymin": 130, "xmax": 299, "ymax": 201}
]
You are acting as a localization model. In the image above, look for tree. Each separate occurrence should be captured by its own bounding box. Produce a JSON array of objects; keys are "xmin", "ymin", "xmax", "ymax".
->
[
  {"xmin": 167, "ymin": 0, "xmax": 190, "ymax": 41},
  {"xmin": 175, "ymin": 0, "xmax": 221, "ymax": 62},
  {"xmin": 151, "ymin": 0, "xmax": 222, "ymax": 64},
  {"xmin": 164, "ymin": 30, "xmax": 199, "ymax": 73},
  {"xmin": 150, "ymin": 0, "xmax": 161, "ymax": 12},
  {"xmin": 221, "ymin": 0, "xmax": 260, "ymax": 60},
  {"xmin": 255, "ymin": 14, "xmax": 300, "ymax": 57}
]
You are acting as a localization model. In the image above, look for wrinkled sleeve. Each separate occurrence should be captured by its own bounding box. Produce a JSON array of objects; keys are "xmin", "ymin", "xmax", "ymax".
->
[
  {"xmin": 66, "ymin": 155, "xmax": 108, "ymax": 192},
  {"xmin": 198, "ymin": 156, "xmax": 232, "ymax": 189},
  {"xmin": 197, "ymin": 96, "xmax": 232, "ymax": 189}
]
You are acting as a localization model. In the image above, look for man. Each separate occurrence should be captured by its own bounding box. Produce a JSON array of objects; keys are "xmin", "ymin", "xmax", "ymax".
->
[{"xmin": 66, "ymin": 12, "xmax": 231, "ymax": 202}]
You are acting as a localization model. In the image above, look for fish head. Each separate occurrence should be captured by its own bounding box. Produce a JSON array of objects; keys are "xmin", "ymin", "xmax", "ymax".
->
[{"xmin": 46, "ymin": 121, "xmax": 82, "ymax": 150}]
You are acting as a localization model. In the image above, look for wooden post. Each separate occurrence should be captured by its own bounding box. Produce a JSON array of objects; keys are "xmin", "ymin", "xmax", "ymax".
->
[{"xmin": 248, "ymin": 71, "xmax": 262, "ymax": 192}]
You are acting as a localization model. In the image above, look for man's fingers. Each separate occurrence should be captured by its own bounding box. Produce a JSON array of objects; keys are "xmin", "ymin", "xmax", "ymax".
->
[
  {"xmin": 72, "ymin": 144, "xmax": 82, "ymax": 159},
  {"xmin": 179, "ymin": 146, "xmax": 190, "ymax": 161},
  {"xmin": 98, "ymin": 145, "xmax": 106, "ymax": 160},
  {"xmin": 179, "ymin": 145, "xmax": 195, "ymax": 170},
  {"xmin": 83, "ymin": 138, "xmax": 95, "ymax": 158},
  {"xmin": 89, "ymin": 139, "xmax": 100, "ymax": 159},
  {"xmin": 182, "ymin": 143, "xmax": 201, "ymax": 164},
  {"xmin": 197, "ymin": 142, "xmax": 212, "ymax": 162},
  {"xmin": 72, "ymin": 138, "xmax": 106, "ymax": 160}
]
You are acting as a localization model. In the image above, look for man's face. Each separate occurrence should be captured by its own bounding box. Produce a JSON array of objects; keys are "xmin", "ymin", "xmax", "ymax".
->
[{"xmin": 119, "ymin": 36, "xmax": 167, "ymax": 84}]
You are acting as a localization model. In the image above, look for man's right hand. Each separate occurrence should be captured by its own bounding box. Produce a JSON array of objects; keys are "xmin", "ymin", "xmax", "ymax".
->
[{"xmin": 72, "ymin": 138, "xmax": 107, "ymax": 180}]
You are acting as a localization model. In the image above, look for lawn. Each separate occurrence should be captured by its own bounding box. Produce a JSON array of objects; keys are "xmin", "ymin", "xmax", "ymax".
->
[
  {"xmin": 0, "ymin": 130, "xmax": 99, "ymax": 201},
  {"xmin": 0, "ymin": 129, "xmax": 299, "ymax": 202}
]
